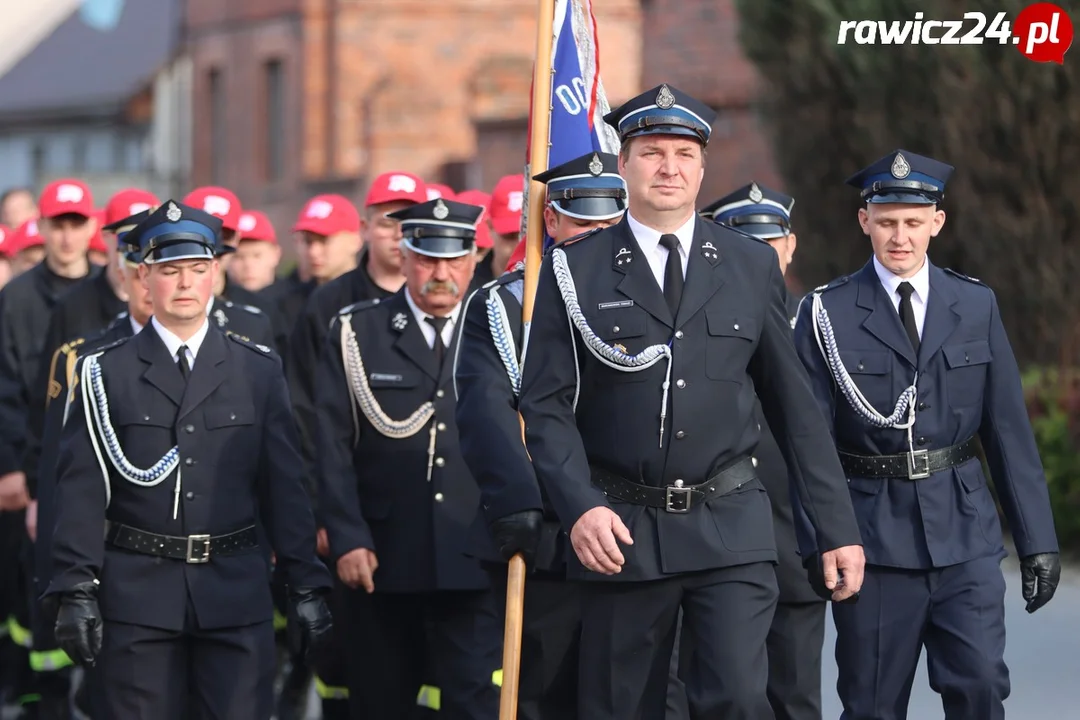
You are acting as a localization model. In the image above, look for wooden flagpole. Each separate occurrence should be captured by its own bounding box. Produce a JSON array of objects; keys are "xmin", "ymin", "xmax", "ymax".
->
[{"xmin": 500, "ymin": 1, "xmax": 555, "ymax": 719}]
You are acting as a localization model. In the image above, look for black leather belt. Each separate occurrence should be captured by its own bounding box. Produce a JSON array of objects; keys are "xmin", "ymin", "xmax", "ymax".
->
[
  {"xmin": 106, "ymin": 523, "xmax": 258, "ymax": 564},
  {"xmin": 838, "ymin": 437, "xmax": 979, "ymax": 480},
  {"xmin": 590, "ymin": 456, "xmax": 757, "ymax": 513}
]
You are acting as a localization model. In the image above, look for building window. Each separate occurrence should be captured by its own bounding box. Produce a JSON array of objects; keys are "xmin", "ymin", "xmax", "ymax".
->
[
  {"xmin": 264, "ymin": 59, "xmax": 285, "ymax": 182},
  {"xmin": 209, "ymin": 68, "xmax": 226, "ymax": 184}
]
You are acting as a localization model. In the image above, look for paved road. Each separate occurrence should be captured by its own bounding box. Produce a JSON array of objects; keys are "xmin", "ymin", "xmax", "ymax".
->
[{"xmin": 819, "ymin": 556, "xmax": 1080, "ymax": 719}]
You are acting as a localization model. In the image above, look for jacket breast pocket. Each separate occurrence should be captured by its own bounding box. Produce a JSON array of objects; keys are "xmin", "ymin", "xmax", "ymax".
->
[
  {"xmin": 204, "ymin": 405, "xmax": 255, "ymax": 430},
  {"xmin": 705, "ymin": 309, "xmax": 757, "ymax": 380},
  {"xmin": 586, "ymin": 310, "xmax": 649, "ymax": 383},
  {"xmin": 839, "ymin": 349, "xmax": 893, "ymax": 403},
  {"xmin": 942, "ymin": 340, "xmax": 991, "ymax": 407},
  {"xmin": 108, "ymin": 406, "xmax": 176, "ymax": 468}
]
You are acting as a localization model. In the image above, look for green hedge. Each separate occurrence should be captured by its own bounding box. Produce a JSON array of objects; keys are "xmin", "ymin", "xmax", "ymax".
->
[{"xmin": 1023, "ymin": 369, "xmax": 1080, "ymax": 556}]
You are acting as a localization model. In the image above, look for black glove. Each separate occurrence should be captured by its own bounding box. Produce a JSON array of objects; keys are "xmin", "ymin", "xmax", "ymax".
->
[
  {"xmin": 489, "ymin": 509, "xmax": 544, "ymax": 570},
  {"xmin": 54, "ymin": 581, "xmax": 103, "ymax": 667},
  {"xmin": 1021, "ymin": 552, "xmax": 1060, "ymax": 614},
  {"xmin": 287, "ymin": 587, "xmax": 333, "ymax": 662},
  {"xmin": 804, "ymin": 553, "xmax": 859, "ymax": 605}
]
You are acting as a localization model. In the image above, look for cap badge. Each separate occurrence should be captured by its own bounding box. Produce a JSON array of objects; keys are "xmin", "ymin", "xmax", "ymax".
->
[
  {"xmin": 588, "ymin": 153, "xmax": 604, "ymax": 176},
  {"xmin": 891, "ymin": 153, "xmax": 911, "ymax": 179},
  {"xmin": 166, "ymin": 202, "xmax": 182, "ymax": 223},
  {"xmin": 656, "ymin": 84, "xmax": 676, "ymax": 110},
  {"xmin": 433, "ymin": 199, "xmax": 449, "ymax": 220},
  {"xmin": 749, "ymin": 183, "xmax": 763, "ymax": 203},
  {"xmin": 391, "ymin": 312, "xmax": 409, "ymax": 331}
]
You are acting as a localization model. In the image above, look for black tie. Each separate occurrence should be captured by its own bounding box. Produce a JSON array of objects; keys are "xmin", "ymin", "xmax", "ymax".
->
[
  {"xmin": 658, "ymin": 234, "xmax": 684, "ymax": 317},
  {"xmin": 425, "ymin": 316, "xmax": 449, "ymax": 367},
  {"xmin": 896, "ymin": 282, "xmax": 920, "ymax": 354},
  {"xmin": 177, "ymin": 345, "xmax": 191, "ymax": 381}
]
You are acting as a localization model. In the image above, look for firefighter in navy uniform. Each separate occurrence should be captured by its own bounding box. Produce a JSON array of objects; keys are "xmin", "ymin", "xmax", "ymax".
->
[
  {"xmin": 45, "ymin": 200, "xmax": 333, "ymax": 720},
  {"xmin": 317, "ymin": 198, "xmax": 501, "ymax": 720},
  {"xmin": 701, "ymin": 183, "xmax": 827, "ymax": 720},
  {"xmin": 453, "ymin": 151, "xmax": 629, "ymax": 720},
  {"xmin": 517, "ymin": 84, "xmax": 866, "ymax": 720},
  {"xmin": 792, "ymin": 150, "xmax": 1060, "ymax": 720}
]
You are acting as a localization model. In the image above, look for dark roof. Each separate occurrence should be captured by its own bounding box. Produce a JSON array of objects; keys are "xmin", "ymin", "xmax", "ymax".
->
[{"xmin": 0, "ymin": 0, "xmax": 180, "ymax": 122}]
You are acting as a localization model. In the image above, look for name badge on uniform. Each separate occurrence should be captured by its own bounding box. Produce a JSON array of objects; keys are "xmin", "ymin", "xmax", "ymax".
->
[
  {"xmin": 598, "ymin": 300, "xmax": 635, "ymax": 310},
  {"xmin": 369, "ymin": 373, "xmax": 404, "ymax": 383}
]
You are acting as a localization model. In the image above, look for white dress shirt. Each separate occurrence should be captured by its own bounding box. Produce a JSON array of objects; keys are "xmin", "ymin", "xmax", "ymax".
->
[
  {"xmin": 873, "ymin": 255, "xmax": 930, "ymax": 338},
  {"xmin": 129, "ymin": 314, "xmax": 145, "ymax": 336},
  {"xmin": 626, "ymin": 211, "xmax": 696, "ymax": 290},
  {"xmin": 151, "ymin": 316, "xmax": 210, "ymax": 369},
  {"xmin": 404, "ymin": 288, "xmax": 461, "ymax": 349}
]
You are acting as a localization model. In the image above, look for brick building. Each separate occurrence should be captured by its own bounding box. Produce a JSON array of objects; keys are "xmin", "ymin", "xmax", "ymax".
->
[{"xmin": 184, "ymin": 0, "xmax": 779, "ymax": 239}]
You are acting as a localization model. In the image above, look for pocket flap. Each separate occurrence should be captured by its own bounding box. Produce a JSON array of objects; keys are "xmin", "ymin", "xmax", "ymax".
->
[
  {"xmin": 839, "ymin": 349, "xmax": 891, "ymax": 375},
  {"xmin": 368, "ymin": 372, "xmax": 420, "ymax": 389},
  {"xmin": 706, "ymin": 309, "xmax": 757, "ymax": 339},
  {"xmin": 111, "ymin": 406, "xmax": 173, "ymax": 428},
  {"xmin": 204, "ymin": 405, "xmax": 255, "ymax": 429},
  {"xmin": 943, "ymin": 341, "xmax": 992, "ymax": 369},
  {"xmin": 590, "ymin": 311, "xmax": 646, "ymax": 341}
]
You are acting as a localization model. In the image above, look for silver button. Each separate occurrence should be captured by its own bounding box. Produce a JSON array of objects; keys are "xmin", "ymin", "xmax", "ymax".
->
[
  {"xmin": 674, "ymin": 330, "xmax": 684, "ymax": 339},
  {"xmin": 752, "ymin": 456, "xmax": 759, "ymax": 468},
  {"xmin": 675, "ymin": 430, "xmax": 685, "ymax": 439},
  {"xmin": 613, "ymin": 325, "xmax": 620, "ymax": 333},
  {"xmin": 436, "ymin": 389, "xmax": 445, "ymax": 398},
  {"xmin": 676, "ymin": 379, "xmax": 686, "ymax": 389},
  {"xmin": 229, "ymin": 413, "xmax": 236, "ymax": 421},
  {"xmin": 757, "ymin": 423, "xmax": 761, "ymax": 432},
  {"xmin": 185, "ymin": 491, "xmax": 195, "ymax": 500},
  {"xmin": 184, "ymin": 457, "xmax": 194, "ymax": 467},
  {"xmin": 434, "ymin": 493, "xmax": 444, "ymax": 502},
  {"xmin": 733, "ymin": 323, "xmax": 740, "ymax": 331},
  {"xmin": 437, "ymin": 422, "xmax": 447, "ymax": 432},
  {"xmin": 185, "ymin": 425, "xmax": 195, "ymax": 434},
  {"xmin": 143, "ymin": 415, "xmax": 151, "ymax": 421},
  {"xmin": 435, "ymin": 457, "xmax": 445, "ymax": 467}
]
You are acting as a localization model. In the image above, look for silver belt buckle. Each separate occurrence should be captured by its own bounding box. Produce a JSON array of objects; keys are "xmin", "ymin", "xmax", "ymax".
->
[
  {"xmin": 907, "ymin": 449, "xmax": 931, "ymax": 480},
  {"xmin": 186, "ymin": 534, "xmax": 211, "ymax": 564},
  {"xmin": 664, "ymin": 480, "xmax": 692, "ymax": 513}
]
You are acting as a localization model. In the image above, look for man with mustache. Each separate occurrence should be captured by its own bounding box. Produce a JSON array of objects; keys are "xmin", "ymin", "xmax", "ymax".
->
[
  {"xmin": 317, "ymin": 198, "xmax": 501, "ymax": 719},
  {"xmin": 46, "ymin": 200, "xmax": 332, "ymax": 720},
  {"xmin": 517, "ymin": 84, "xmax": 866, "ymax": 719},
  {"xmin": 792, "ymin": 150, "xmax": 1060, "ymax": 720}
]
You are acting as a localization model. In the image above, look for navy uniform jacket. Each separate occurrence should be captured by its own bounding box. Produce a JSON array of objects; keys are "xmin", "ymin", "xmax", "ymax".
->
[
  {"xmin": 754, "ymin": 290, "xmax": 822, "ymax": 604},
  {"xmin": 47, "ymin": 325, "xmax": 330, "ymax": 631},
  {"xmin": 316, "ymin": 291, "xmax": 488, "ymax": 593},
  {"xmin": 34, "ymin": 315, "xmax": 136, "ymax": 599},
  {"xmin": 518, "ymin": 216, "xmax": 862, "ymax": 582},
  {"xmin": 453, "ymin": 270, "xmax": 568, "ymax": 574},
  {"xmin": 289, "ymin": 250, "xmax": 395, "ymax": 506},
  {"xmin": 792, "ymin": 261, "xmax": 1059, "ymax": 569}
]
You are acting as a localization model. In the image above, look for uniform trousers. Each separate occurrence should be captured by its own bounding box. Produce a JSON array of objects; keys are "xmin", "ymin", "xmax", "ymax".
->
[
  {"xmin": 766, "ymin": 601, "xmax": 826, "ymax": 720},
  {"xmin": 578, "ymin": 562, "xmax": 778, "ymax": 720},
  {"xmin": 340, "ymin": 588, "xmax": 502, "ymax": 720},
  {"xmin": 832, "ymin": 556, "xmax": 1009, "ymax": 720},
  {"xmin": 97, "ymin": 609, "xmax": 275, "ymax": 720}
]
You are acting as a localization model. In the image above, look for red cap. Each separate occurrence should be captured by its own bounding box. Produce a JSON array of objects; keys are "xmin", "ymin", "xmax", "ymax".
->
[
  {"xmin": 364, "ymin": 171, "xmax": 426, "ymax": 207},
  {"xmin": 88, "ymin": 209, "xmax": 108, "ymax": 254},
  {"xmin": 456, "ymin": 189, "xmax": 493, "ymax": 249},
  {"xmin": 505, "ymin": 238, "xmax": 527, "ymax": 273},
  {"xmin": 0, "ymin": 225, "xmax": 12, "ymax": 258},
  {"xmin": 39, "ymin": 179, "xmax": 94, "ymax": 219},
  {"xmin": 425, "ymin": 183, "xmax": 456, "ymax": 202},
  {"xmin": 238, "ymin": 210, "xmax": 278, "ymax": 243},
  {"xmin": 11, "ymin": 219, "xmax": 43, "ymax": 253},
  {"xmin": 489, "ymin": 174, "xmax": 525, "ymax": 236},
  {"xmin": 105, "ymin": 188, "xmax": 159, "ymax": 226},
  {"xmin": 293, "ymin": 195, "xmax": 360, "ymax": 237},
  {"xmin": 183, "ymin": 186, "xmax": 242, "ymax": 231}
]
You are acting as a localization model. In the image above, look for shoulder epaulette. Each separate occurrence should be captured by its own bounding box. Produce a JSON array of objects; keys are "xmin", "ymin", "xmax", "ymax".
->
[
  {"xmin": 85, "ymin": 335, "xmax": 131, "ymax": 356},
  {"xmin": 549, "ymin": 226, "xmax": 604, "ymax": 254},
  {"xmin": 222, "ymin": 300, "xmax": 263, "ymax": 315},
  {"xmin": 721, "ymin": 224, "xmax": 771, "ymax": 246},
  {"xmin": 337, "ymin": 298, "xmax": 383, "ymax": 317},
  {"xmin": 812, "ymin": 274, "xmax": 853, "ymax": 295},
  {"xmin": 227, "ymin": 332, "xmax": 274, "ymax": 356},
  {"xmin": 944, "ymin": 268, "xmax": 986, "ymax": 287},
  {"xmin": 484, "ymin": 268, "xmax": 525, "ymax": 291}
]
